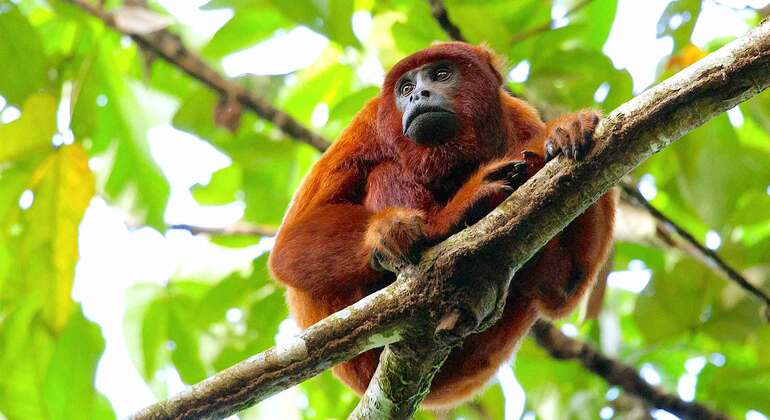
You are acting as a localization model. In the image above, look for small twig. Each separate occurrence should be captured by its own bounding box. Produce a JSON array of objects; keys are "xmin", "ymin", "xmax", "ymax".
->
[
  {"xmin": 511, "ymin": 0, "xmax": 594, "ymax": 44},
  {"xmin": 63, "ymin": 0, "xmax": 331, "ymax": 152},
  {"xmin": 426, "ymin": 0, "xmax": 466, "ymax": 42},
  {"xmin": 530, "ymin": 320, "xmax": 730, "ymax": 420},
  {"xmin": 621, "ymin": 182, "xmax": 770, "ymax": 307},
  {"xmin": 169, "ymin": 222, "xmax": 277, "ymax": 237}
]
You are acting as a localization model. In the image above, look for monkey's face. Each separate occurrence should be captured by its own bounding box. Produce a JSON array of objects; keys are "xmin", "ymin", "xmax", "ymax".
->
[{"xmin": 394, "ymin": 60, "xmax": 460, "ymax": 146}]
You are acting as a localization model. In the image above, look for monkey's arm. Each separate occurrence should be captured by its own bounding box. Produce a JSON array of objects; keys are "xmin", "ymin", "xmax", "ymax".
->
[{"xmin": 270, "ymin": 100, "xmax": 428, "ymax": 293}]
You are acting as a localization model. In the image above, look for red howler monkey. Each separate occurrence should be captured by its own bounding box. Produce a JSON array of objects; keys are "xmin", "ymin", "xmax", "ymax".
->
[{"xmin": 269, "ymin": 42, "xmax": 616, "ymax": 408}]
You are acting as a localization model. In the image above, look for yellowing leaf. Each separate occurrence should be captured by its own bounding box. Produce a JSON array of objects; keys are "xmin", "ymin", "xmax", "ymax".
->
[
  {"xmin": 0, "ymin": 93, "xmax": 57, "ymax": 163},
  {"xmin": 18, "ymin": 144, "xmax": 95, "ymax": 332}
]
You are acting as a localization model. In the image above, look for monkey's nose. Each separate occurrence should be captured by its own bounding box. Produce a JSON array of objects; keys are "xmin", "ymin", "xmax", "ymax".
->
[{"xmin": 410, "ymin": 90, "xmax": 430, "ymax": 102}]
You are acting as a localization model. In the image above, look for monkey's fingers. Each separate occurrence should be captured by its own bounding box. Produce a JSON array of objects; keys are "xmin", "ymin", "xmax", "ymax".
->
[{"xmin": 484, "ymin": 160, "xmax": 528, "ymax": 182}]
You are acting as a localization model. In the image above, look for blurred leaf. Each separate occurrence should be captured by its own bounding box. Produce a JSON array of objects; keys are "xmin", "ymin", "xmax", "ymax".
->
[
  {"xmin": 255, "ymin": 0, "xmax": 360, "ymax": 47},
  {"xmin": 571, "ymin": 0, "xmax": 618, "ymax": 49},
  {"xmin": 192, "ymin": 163, "xmax": 243, "ymax": 205},
  {"xmin": 0, "ymin": 303, "xmax": 53, "ymax": 419},
  {"xmin": 0, "ymin": 4, "xmax": 48, "ymax": 104},
  {"xmin": 634, "ymin": 259, "xmax": 714, "ymax": 344},
  {"xmin": 141, "ymin": 298, "xmax": 169, "ymax": 379},
  {"xmin": 18, "ymin": 145, "xmax": 95, "ymax": 332},
  {"xmin": 70, "ymin": 39, "xmax": 170, "ymax": 229},
  {"xmin": 280, "ymin": 50, "xmax": 355, "ymax": 123},
  {"xmin": 0, "ymin": 93, "xmax": 57, "ymax": 162},
  {"xmin": 43, "ymin": 307, "xmax": 116, "ymax": 420},
  {"xmin": 657, "ymin": 0, "xmax": 701, "ymax": 51},
  {"xmin": 169, "ymin": 305, "xmax": 208, "ymax": 383},
  {"xmin": 697, "ymin": 364, "xmax": 770, "ymax": 415},
  {"xmin": 203, "ymin": 7, "xmax": 289, "ymax": 59}
]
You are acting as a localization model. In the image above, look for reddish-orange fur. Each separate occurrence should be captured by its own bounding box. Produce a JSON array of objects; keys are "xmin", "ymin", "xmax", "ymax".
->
[{"xmin": 269, "ymin": 43, "xmax": 616, "ymax": 408}]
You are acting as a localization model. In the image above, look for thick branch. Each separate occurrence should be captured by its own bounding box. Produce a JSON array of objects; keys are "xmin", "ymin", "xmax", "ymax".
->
[
  {"xmin": 130, "ymin": 20, "xmax": 770, "ymax": 420},
  {"xmin": 530, "ymin": 321, "xmax": 729, "ymax": 420},
  {"xmin": 620, "ymin": 182, "xmax": 770, "ymax": 307},
  {"xmin": 64, "ymin": 0, "xmax": 330, "ymax": 152},
  {"xmin": 130, "ymin": 283, "xmax": 411, "ymax": 420}
]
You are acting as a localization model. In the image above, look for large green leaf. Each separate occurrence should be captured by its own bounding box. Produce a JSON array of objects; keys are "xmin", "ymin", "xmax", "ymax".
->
[
  {"xmin": 203, "ymin": 7, "xmax": 289, "ymax": 59},
  {"xmin": 657, "ymin": 0, "xmax": 702, "ymax": 51},
  {"xmin": 17, "ymin": 145, "xmax": 95, "ymax": 332},
  {"xmin": 634, "ymin": 259, "xmax": 715, "ymax": 344},
  {"xmin": 69, "ymin": 35, "xmax": 169, "ymax": 229},
  {"xmin": 43, "ymin": 307, "xmax": 115, "ymax": 420},
  {"xmin": 0, "ymin": 4, "xmax": 48, "ymax": 105},
  {"xmin": 570, "ymin": 0, "xmax": 618, "ymax": 49},
  {"xmin": 0, "ymin": 300, "xmax": 52, "ymax": 420},
  {"xmin": 0, "ymin": 93, "xmax": 57, "ymax": 162}
]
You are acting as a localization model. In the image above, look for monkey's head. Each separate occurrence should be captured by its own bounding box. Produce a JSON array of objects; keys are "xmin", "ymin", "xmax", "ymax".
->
[{"xmin": 378, "ymin": 42, "xmax": 505, "ymax": 147}]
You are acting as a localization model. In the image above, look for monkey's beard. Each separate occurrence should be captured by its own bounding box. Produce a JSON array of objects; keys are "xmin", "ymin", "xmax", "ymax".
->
[{"xmin": 396, "ymin": 113, "xmax": 506, "ymax": 198}]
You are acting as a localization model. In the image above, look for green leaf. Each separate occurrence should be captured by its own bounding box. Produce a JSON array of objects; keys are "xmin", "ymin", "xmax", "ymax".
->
[
  {"xmin": 0, "ymin": 312, "xmax": 53, "ymax": 420},
  {"xmin": 657, "ymin": 0, "xmax": 701, "ymax": 51},
  {"xmin": 266, "ymin": 0, "xmax": 360, "ymax": 48},
  {"xmin": 18, "ymin": 145, "xmax": 95, "ymax": 332},
  {"xmin": 571, "ymin": 0, "xmax": 618, "ymax": 49},
  {"xmin": 0, "ymin": 4, "xmax": 48, "ymax": 105},
  {"xmin": 191, "ymin": 163, "xmax": 243, "ymax": 206},
  {"xmin": 239, "ymin": 138, "xmax": 305, "ymax": 225},
  {"xmin": 168, "ymin": 306, "xmax": 208, "ymax": 383},
  {"xmin": 697, "ymin": 364, "xmax": 770, "ymax": 415},
  {"xmin": 0, "ymin": 93, "xmax": 57, "ymax": 162},
  {"xmin": 634, "ymin": 259, "xmax": 714, "ymax": 344},
  {"xmin": 70, "ymin": 41, "xmax": 169, "ymax": 229},
  {"xmin": 141, "ymin": 299, "xmax": 169, "ymax": 379},
  {"xmin": 43, "ymin": 307, "xmax": 116, "ymax": 420},
  {"xmin": 203, "ymin": 8, "xmax": 289, "ymax": 59}
]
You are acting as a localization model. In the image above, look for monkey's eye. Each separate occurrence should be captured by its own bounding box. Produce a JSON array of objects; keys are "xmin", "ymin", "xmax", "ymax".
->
[
  {"xmin": 400, "ymin": 82, "xmax": 415, "ymax": 97},
  {"xmin": 434, "ymin": 68, "xmax": 451, "ymax": 81}
]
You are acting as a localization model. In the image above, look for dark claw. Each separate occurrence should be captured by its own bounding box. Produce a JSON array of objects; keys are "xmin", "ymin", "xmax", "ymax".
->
[
  {"xmin": 580, "ymin": 130, "xmax": 593, "ymax": 159},
  {"xmin": 545, "ymin": 142, "xmax": 556, "ymax": 162},
  {"xmin": 407, "ymin": 238, "xmax": 426, "ymax": 264}
]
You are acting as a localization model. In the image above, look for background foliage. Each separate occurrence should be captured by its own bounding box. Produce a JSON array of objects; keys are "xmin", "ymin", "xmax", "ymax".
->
[{"xmin": 1, "ymin": 0, "xmax": 769, "ymax": 419}]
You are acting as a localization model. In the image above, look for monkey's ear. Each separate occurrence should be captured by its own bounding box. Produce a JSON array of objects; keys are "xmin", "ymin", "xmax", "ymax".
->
[{"xmin": 472, "ymin": 43, "xmax": 507, "ymax": 85}]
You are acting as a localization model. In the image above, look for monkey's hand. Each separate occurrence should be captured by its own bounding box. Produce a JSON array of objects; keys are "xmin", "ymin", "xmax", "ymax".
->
[
  {"xmin": 478, "ymin": 158, "xmax": 530, "ymax": 206},
  {"xmin": 366, "ymin": 208, "xmax": 427, "ymax": 272},
  {"xmin": 452, "ymin": 158, "xmax": 530, "ymax": 228},
  {"xmin": 544, "ymin": 111, "xmax": 600, "ymax": 162}
]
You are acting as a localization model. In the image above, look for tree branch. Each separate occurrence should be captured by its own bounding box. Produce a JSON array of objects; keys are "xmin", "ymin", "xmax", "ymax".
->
[
  {"xmin": 168, "ymin": 222, "xmax": 277, "ymax": 237},
  {"xmin": 530, "ymin": 321, "xmax": 730, "ymax": 420},
  {"xmin": 63, "ymin": 0, "xmax": 331, "ymax": 152},
  {"xmin": 130, "ymin": 282, "xmax": 410, "ymax": 420},
  {"xmin": 425, "ymin": 0, "xmax": 466, "ymax": 42},
  {"xmin": 620, "ymin": 182, "xmax": 770, "ymax": 307}
]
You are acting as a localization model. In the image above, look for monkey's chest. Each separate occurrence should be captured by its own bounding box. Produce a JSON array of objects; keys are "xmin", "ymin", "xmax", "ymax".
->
[{"xmin": 362, "ymin": 161, "xmax": 468, "ymax": 212}]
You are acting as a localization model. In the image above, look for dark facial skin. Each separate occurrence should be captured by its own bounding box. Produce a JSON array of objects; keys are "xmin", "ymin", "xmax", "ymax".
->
[{"xmin": 395, "ymin": 60, "xmax": 460, "ymax": 145}]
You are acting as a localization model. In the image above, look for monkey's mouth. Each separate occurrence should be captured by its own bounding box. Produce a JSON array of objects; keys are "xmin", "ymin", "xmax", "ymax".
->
[{"xmin": 403, "ymin": 107, "xmax": 458, "ymax": 145}]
